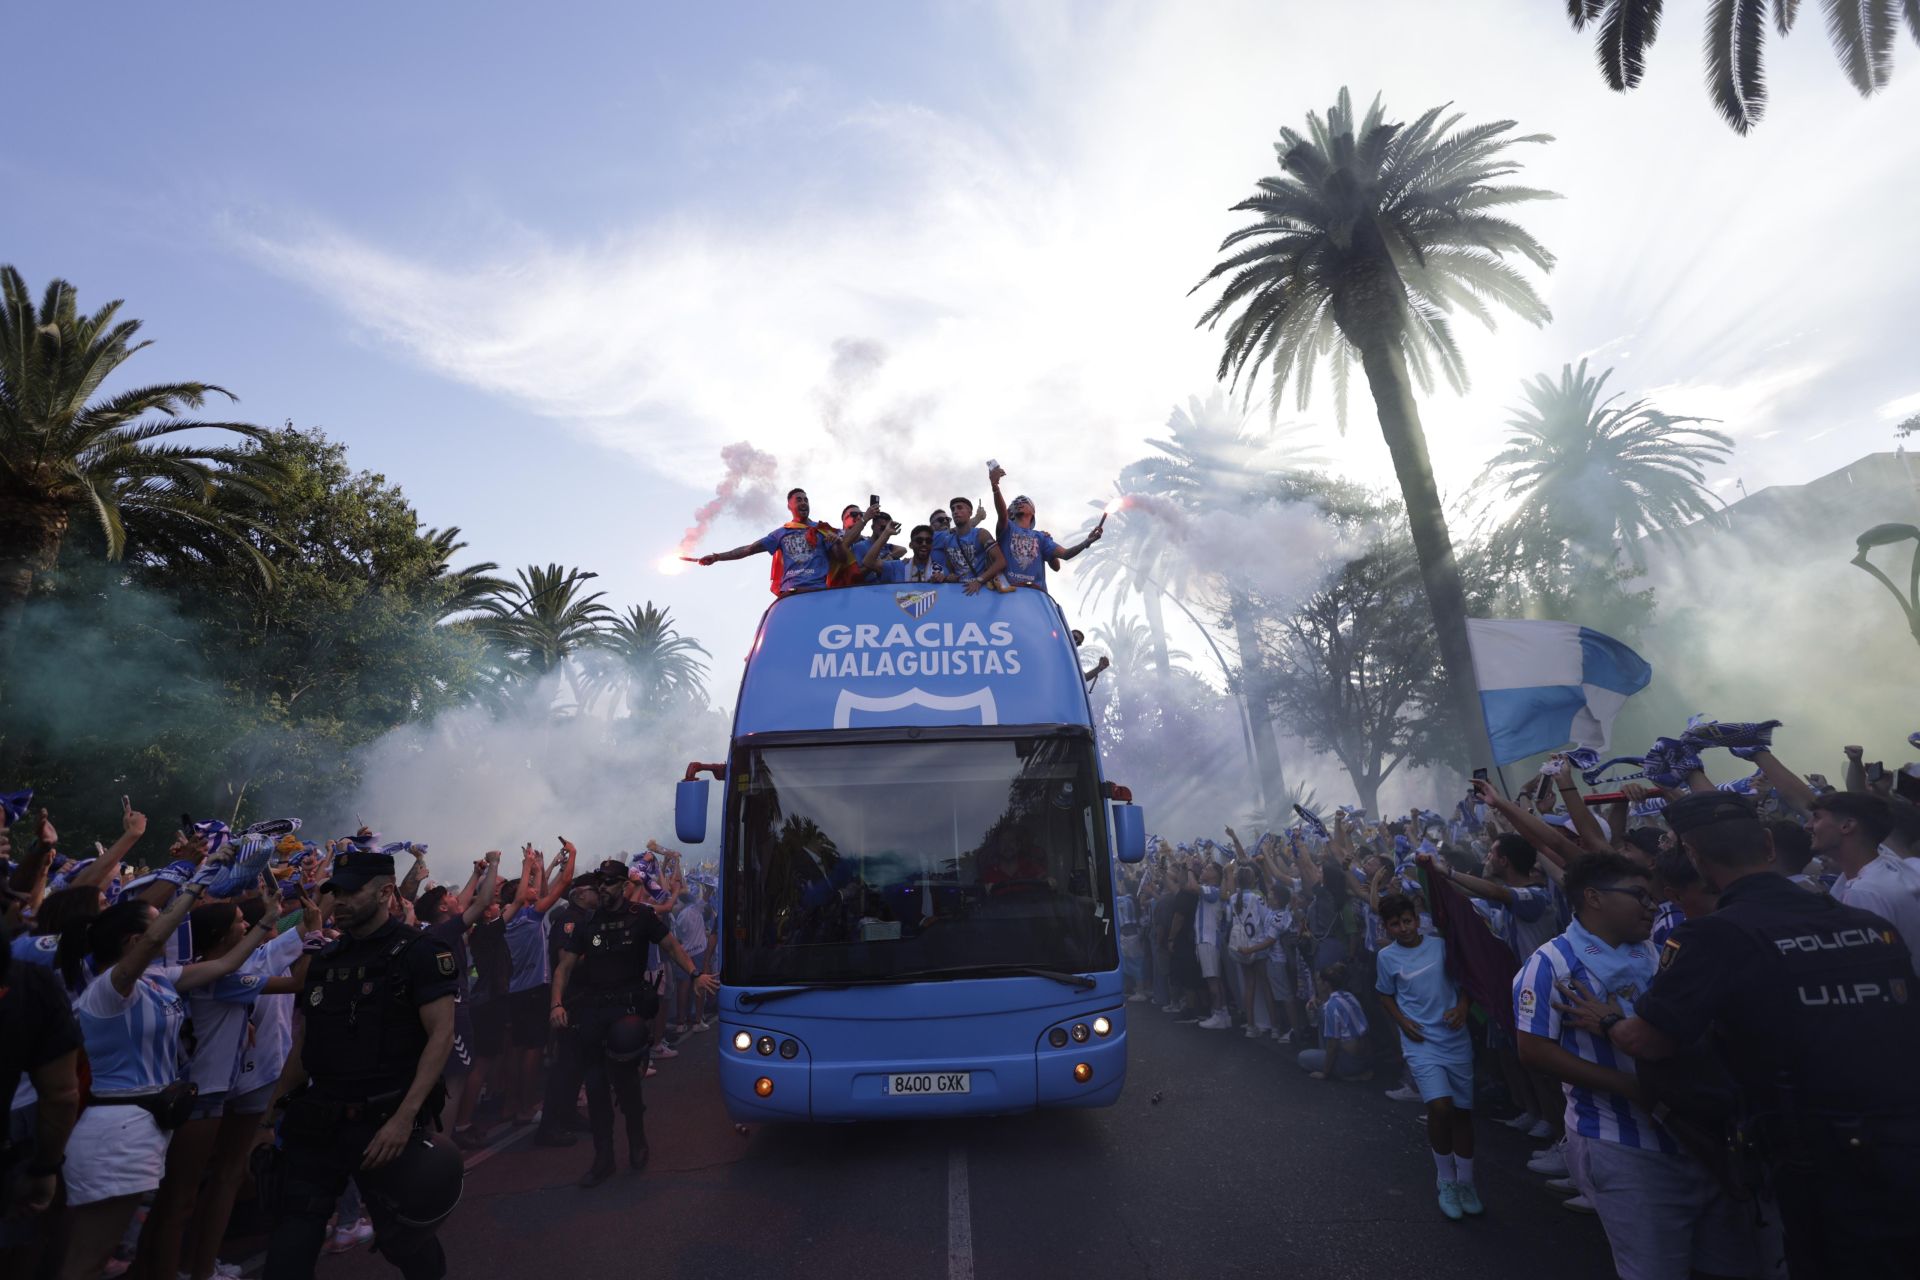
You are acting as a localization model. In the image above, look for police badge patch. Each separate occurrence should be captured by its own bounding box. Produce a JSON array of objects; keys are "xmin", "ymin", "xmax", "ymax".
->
[
  {"xmin": 1660, "ymin": 939, "xmax": 1682, "ymax": 970},
  {"xmin": 309, "ymin": 987, "xmax": 323, "ymax": 1006},
  {"xmin": 436, "ymin": 952, "xmax": 456, "ymax": 977}
]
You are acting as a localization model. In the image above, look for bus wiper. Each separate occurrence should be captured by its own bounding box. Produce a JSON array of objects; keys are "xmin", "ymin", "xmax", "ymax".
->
[
  {"xmin": 735, "ymin": 965, "xmax": 1095, "ymax": 1008},
  {"xmin": 736, "ymin": 982, "xmax": 852, "ymax": 1009},
  {"xmin": 869, "ymin": 964, "xmax": 1097, "ymax": 990}
]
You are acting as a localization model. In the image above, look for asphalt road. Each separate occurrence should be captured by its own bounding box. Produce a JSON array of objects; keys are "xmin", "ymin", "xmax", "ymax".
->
[{"xmin": 312, "ymin": 1008, "xmax": 1615, "ymax": 1280}]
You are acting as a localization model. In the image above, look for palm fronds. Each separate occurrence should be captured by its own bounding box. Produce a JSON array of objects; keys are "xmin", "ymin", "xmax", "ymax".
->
[
  {"xmin": 1566, "ymin": 0, "xmax": 1917, "ymax": 132},
  {"xmin": 1193, "ymin": 89, "xmax": 1556, "ymax": 432}
]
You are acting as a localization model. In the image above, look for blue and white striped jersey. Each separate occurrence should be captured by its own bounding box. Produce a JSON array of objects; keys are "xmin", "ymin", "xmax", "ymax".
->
[
  {"xmin": 1514, "ymin": 923, "xmax": 1676, "ymax": 1152},
  {"xmin": 1650, "ymin": 901, "xmax": 1685, "ymax": 948},
  {"xmin": 74, "ymin": 963, "xmax": 187, "ymax": 1096},
  {"xmin": 1320, "ymin": 989, "xmax": 1367, "ymax": 1041}
]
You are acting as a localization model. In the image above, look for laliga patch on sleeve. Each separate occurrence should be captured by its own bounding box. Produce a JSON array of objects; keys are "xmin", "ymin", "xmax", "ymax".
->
[
  {"xmin": 436, "ymin": 952, "xmax": 456, "ymax": 977},
  {"xmin": 1660, "ymin": 939, "xmax": 1682, "ymax": 970},
  {"xmin": 1518, "ymin": 987, "xmax": 1537, "ymax": 1013}
]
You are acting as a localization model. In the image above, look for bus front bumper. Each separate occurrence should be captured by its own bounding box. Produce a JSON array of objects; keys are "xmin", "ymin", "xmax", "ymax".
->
[{"xmin": 716, "ymin": 1012, "xmax": 1127, "ymax": 1122}]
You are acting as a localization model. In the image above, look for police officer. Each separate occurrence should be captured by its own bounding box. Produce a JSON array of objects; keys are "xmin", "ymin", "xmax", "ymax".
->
[
  {"xmin": 1559, "ymin": 791, "xmax": 1920, "ymax": 1279},
  {"xmin": 264, "ymin": 847, "xmax": 463, "ymax": 1280},
  {"xmin": 549, "ymin": 869, "xmax": 716, "ymax": 1187}
]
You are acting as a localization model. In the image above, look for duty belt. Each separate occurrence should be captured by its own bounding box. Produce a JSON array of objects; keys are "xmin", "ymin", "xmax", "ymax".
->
[{"xmin": 567, "ymin": 986, "xmax": 645, "ymax": 1010}]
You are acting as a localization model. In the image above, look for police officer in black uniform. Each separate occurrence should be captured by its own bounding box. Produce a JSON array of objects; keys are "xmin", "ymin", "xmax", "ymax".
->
[
  {"xmin": 549, "ymin": 869, "xmax": 716, "ymax": 1187},
  {"xmin": 1559, "ymin": 791, "xmax": 1920, "ymax": 1279},
  {"xmin": 264, "ymin": 848, "xmax": 464, "ymax": 1280}
]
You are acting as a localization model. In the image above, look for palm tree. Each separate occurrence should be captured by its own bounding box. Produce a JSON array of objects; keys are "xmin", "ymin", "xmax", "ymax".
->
[
  {"xmin": 1077, "ymin": 467, "xmax": 1187, "ymax": 680},
  {"xmin": 421, "ymin": 526, "xmax": 511, "ymax": 623},
  {"xmin": 1195, "ymin": 89, "xmax": 1558, "ymax": 773},
  {"xmin": 1566, "ymin": 0, "xmax": 1920, "ymax": 133},
  {"xmin": 1480, "ymin": 361, "xmax": 1732, "ymax": 585},
  {"xmin": 475, "ymin": 564, "xmax": 614, "ymax": 704},
  {"xmin": 0, "ymin": 266, "xmax": 281, "ymax": 617},
  {"xmin": 1091, "ymin": 391, "xmax": 1329, "ymax": 824},
  {"xmin": 582, "ymin": 603, "xmax": 711, "ymax": 716},
  {"xmin": 1086, "ymin": 611, "xmax": 1190, "ymax": 689}
]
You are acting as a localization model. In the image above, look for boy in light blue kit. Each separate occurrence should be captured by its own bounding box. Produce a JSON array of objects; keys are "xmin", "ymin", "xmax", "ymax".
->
[{"xmin": 1375, "ymin": 891, "xmax": 1480, "ymax": 1221}]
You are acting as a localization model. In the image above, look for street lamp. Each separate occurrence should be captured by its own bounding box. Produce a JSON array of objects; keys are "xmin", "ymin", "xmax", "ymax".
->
[{"xmin": 1850, "ymin": 523, "xmax": 1920, "ymax": 647}]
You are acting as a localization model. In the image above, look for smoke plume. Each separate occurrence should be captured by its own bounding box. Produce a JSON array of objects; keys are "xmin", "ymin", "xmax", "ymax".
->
[
  {"xmin": 340, "ymin": 672, "xmax": 732, "ymax": 868},
  {"xmin": 676, "ymin": 441, "xmax": 781, "ymax": 556}
]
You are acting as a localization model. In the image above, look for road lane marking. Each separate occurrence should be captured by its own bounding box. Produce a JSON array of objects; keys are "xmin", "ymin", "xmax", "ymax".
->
[{"xmin": 948, "ymin": 1144, "xmax": 973, "ymax": 1280}]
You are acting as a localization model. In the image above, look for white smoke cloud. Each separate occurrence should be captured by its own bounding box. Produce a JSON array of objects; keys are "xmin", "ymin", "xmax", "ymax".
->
[{"xmin": 343, "ymin": 672, "xmax": 733, "ymax": 867}]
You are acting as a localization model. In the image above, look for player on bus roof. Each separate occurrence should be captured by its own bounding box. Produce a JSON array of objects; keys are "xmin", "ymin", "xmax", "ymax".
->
[{"xmin": 988, "ymin": 463, "xmax": 1102, "ymax": 592}]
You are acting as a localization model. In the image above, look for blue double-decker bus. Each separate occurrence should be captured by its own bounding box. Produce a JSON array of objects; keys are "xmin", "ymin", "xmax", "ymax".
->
[{"xmin": 672, "ymin": 582, "xmax": 1146, "ymax": 1122}]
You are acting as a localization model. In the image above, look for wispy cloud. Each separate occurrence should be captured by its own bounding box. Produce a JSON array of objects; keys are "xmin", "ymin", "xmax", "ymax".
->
[
  {"xmin": 1879, "ymin": 391, "xmax": 1920, "ymax": 421},
  {"xmin": 236, "ymin": 0, "xmax": 1920, "ymax": 522}
]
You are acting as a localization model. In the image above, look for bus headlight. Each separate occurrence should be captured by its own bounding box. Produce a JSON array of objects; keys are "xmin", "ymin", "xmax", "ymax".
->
[
  {"xmin": 733, "ymin": 1031, "xmax": 754, "ymax": 1052},
  {"xmin": 1048, "ymin": 1027, "xmax": 1068, "ymax": 1048},
  {"xmin": 757, "ymin": 1035, "xmax": 776, "ymax": 1056},
  {"xmin": 779, "ymin": 1039, "xmax": 799, "ymax": 1059},
  {"xmin": 1092, "ymin": 1016, "xmax": 1112, "ymax": 1037},
  {"xmin": 1070, "ymin": 1023, "xmax": 1090, "ymax": 1043}
]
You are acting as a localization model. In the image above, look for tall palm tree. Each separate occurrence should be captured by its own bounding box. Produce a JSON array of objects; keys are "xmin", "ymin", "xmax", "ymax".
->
[
  {"xmin": 1195, "ymin": 89, "xmax": 1558, "ymax": 773},
  {"xmin": 1093, "ymin": 391, "xmax": 1328, "ymax": 823},
  {"xmin": 1480, "ymin": 360, "xmax": 1732, "ymax": 585},
  {"xmin": 1566, "ymin": 0, "xmax": 1920, "ymax": 133},
  {"xmin": 0, "ymin": 266, "xmax": 281, "ymax": 617},
  {"xmin": 582, "ymin": 603, "xmax": 711, "ymax": 716},
  {"xmin": 475, "ymin": 564, "xmax": 613, "ymax": 704}
]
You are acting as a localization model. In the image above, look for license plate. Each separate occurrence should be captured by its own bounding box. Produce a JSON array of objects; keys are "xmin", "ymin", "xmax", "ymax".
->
[{"xmin": 885, "ymin": 1071, "xmax": 971, "ymax": 1096}]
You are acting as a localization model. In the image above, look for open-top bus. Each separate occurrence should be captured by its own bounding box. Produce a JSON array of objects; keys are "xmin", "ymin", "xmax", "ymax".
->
[{"xmin": 673, "ymin": 581, "xmax": 1146, "ymax": 1121}]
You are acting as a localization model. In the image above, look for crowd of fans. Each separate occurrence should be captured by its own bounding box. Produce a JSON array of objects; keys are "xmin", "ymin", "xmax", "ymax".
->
[
  {"xmin": 0, "ymin": 801, "xmax": 717, "ymax": 1279},
  {"xmin": 695, "ymin": 463, "xmax": 1103, "ymax": 594},
  {"xmin": 6, "ymin": 713, "xmax": 1918, "ymax": 1279},
  {"xmin": 1116, "ymin": 718, "xmax": 1920, "ymax": 1275}
]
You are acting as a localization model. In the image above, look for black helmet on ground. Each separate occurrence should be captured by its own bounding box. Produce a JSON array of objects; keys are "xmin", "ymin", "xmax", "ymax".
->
[
  {"xmin": 357, "ymin": 1133, "xmax": 464, "ymax": 1228},
  {"xmin": 604, "ymin": 1013, "xmax": 651, "ymax": 1063}
]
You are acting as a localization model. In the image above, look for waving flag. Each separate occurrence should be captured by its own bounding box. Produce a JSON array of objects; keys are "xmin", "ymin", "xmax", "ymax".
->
[
  {"xmin": 1, "ymin": 790, "xmax": 32, "ymax": 825},
  {"xmin": 1467, "ymin": 619, "xmax": 1652, "ymax": 766},
  {"xmin": 1421, "ymin": 863, "xmax": 1519, "ymax": 1036}
]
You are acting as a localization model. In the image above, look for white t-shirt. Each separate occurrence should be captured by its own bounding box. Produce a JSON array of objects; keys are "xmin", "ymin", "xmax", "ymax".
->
[
  {"xmin": 1833, "ymin": 852, "xmax": 1920, "ymax": 974},
  {"xmin": 184, "ymin": 971, "xmax": 269, "ymax": 1094},
  {"xmin": 233, "ymin": 927, "xmax": 312, "ymax": 1094},
  {"xmin": 1193, "ymin": 892, "xmax": 1225, "ymax": 947}
]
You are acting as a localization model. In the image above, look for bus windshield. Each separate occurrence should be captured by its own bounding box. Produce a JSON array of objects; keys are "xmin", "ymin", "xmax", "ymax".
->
[{"xmin": 725, "ymin": 735, "xmax": 1117, "ymax": 986}]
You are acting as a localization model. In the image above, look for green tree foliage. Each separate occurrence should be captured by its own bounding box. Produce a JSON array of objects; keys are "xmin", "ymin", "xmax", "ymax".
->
[
  {"xmin": 1195, "ymin": 89, "xmax": 1557, "ymax": 773},
  {"xmin": 1260, "ymin": 509, "xmax": 1455, "ymax": 816},
  {"xmin": 1, "ymin": 426, "xmax": 491, "ymax": 843},
  {"xmin": 1566, "ymin": 0, "xmax": 1920, "ymax": 133},
  {"xmin": 473, "ymin": 565, "xmax": 614, "ymax": 708},
  {"xmin": 0, "ymin": 266, "xmax": 282, "ymax": 617},
  {"xmin": 582, "ymin": 603, "xmax": 711, "ymax": 716}
]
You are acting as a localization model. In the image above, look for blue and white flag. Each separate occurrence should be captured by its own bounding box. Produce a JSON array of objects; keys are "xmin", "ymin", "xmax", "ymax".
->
[{"xmin": 1467, "ymin": 619, "xmax": 1652, "ymax": 767}]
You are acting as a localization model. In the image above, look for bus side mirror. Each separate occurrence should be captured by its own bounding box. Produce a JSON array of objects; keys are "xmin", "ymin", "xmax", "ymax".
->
[
  {"xmin": 1113, "ymin": 803, "xmax": 1145, "ymax": 863},
  {"xmin": 676, "ymin": 779, "xmax": 710, "ymax": 845}
]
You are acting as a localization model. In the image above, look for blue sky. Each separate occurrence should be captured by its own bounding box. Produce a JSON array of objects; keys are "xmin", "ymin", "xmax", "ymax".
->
[{"xmin": 10, "ymin": 0, "xmax": 1920, "ymax": 692}]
